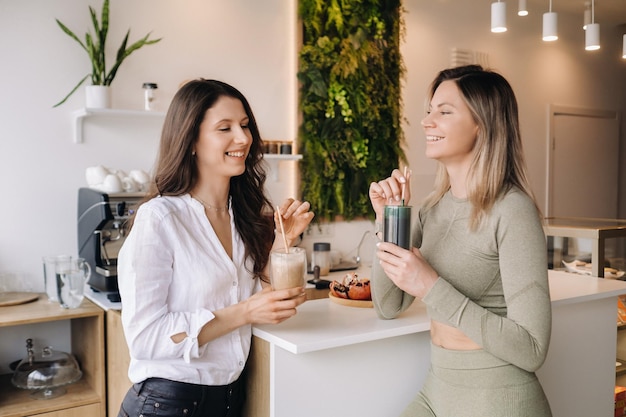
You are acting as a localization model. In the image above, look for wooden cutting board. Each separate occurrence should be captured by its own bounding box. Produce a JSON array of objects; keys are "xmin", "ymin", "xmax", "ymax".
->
[
  {"xmin": 328, "ymin": 292, "xmax": 373, "ymax": 308},
  {"xmin": 0, "ymin": 292, "xmax": 39, "ymax": 307}
]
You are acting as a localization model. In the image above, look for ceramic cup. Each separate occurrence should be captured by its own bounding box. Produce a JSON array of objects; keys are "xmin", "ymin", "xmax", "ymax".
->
[
  {"xmin": 129, "ymin": 169, "xmax": 150, "ymax": 185},
  {"xmin": 85, "ymin": 165, "xmax": 110, "ymax": 187},
  {"xmin": 122, "ymin": 177, "xmax": 139, "ymax": 192},
  {"xmin": 102, "ymin": 174, "xmax": 123, "ymax": 193},
  {"xmin": 130, "ymin": 170, "xmax": 150, "ymax": 191}
]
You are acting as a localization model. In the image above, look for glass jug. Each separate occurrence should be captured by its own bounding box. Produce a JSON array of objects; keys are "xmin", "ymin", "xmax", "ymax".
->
[{"xmin": 56, "ymin": 258, "xmax": 91, "ymax": 309}]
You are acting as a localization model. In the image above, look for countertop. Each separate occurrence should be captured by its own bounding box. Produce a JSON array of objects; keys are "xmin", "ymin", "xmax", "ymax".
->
[
  {"xmin": 85, "ymin": 287, "xmax": 122, "ymax": 311},
  {"xmin": 252, "ymin": 269, "xmax": 626, "ymax": 354},
  {"xmin": 548, "ymin": 269, "xmax": 626, "ymax": 305},
  {"xmin": 85, "ymin": 264, "xmax": 367, "ymax": 311},
  {"xmin": 87, "ymin": 266, "xmax": 626, "ymax": 354}
]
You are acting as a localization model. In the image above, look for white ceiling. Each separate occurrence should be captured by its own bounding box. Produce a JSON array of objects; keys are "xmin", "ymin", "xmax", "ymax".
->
[{"xmin": 528, "ymin": 0, "xmax": 626, "ymax": 26}]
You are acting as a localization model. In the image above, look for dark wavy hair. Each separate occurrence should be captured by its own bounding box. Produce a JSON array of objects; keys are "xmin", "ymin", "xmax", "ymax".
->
[{"xmin": 137, "ymin": 79, "xmax": 274, "ymax": 279}]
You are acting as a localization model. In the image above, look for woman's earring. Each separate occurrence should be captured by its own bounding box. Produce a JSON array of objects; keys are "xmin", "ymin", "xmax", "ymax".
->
[{"xmin": 192, "ymin": 150, "xmax": 196, "ymax": 156}]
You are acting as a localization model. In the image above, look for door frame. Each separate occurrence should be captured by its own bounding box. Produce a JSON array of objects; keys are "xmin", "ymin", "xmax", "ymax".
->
[{"xmin": 545, "ymin": 104, "xmax": 619, "ymax": 217}]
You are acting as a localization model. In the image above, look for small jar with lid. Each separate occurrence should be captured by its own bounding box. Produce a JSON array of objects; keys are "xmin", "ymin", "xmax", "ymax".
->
[
  {"xmin": 312, "ymin": 242, "xmax": 331, "ymax": 276},
  {"xmin": 142, "ymin": 82, "xmax": 158, "ymax": 111}
]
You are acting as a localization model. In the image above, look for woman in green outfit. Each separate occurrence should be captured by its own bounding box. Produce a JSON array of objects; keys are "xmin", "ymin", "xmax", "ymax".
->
[{"xmin": 369, "ymin": 65, "xmax": 552, "ymax": 417}]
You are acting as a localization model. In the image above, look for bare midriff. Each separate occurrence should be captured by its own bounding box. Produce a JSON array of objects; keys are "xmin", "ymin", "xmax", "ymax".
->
[{"xmin": 430, "ymin": 319, "xmax": 481, "ymax": 350}]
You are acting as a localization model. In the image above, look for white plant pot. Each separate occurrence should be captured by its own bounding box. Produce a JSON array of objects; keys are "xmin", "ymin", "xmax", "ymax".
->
[{"xmin": 85, "ymin": 85, "xmax": 111, "ymax": 109}]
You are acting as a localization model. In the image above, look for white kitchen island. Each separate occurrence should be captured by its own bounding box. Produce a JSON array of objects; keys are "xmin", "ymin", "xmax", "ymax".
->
[{"xmin": 243, "ymin": 270, "xmax": 626, "ymax": 417}]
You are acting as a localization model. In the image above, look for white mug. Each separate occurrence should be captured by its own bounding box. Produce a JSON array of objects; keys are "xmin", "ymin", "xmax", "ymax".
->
[
  {"xmin": 129, "ymin": 170, "xmax": 150, "ymax": 190},
  {"xmin": 85, "ymin": 165, "xmax": 110, "ymax": 186},
  {"xmin": 102, "ymin": 174, "xmax": 123, "ymax": 193},
  {"xmin": 122, "ymin": 177, "xmax": 139, "ymax": 192}
]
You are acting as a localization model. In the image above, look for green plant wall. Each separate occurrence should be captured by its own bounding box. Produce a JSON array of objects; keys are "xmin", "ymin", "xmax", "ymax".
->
[{"xmin": 298, "ymin": 0, "xmax": 405, "ymax": 221}]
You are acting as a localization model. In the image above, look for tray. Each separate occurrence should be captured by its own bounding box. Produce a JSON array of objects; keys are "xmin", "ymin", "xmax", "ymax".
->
[{"xmin": 0, "ymin": 292, "xmax": 39, "ymax": 307}]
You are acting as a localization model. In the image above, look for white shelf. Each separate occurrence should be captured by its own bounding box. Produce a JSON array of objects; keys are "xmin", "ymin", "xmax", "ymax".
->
[
  {"xmin": 263, "ymin": 153, "xmax": 302, "ymax": 161},
  {"xmin": 263, "ymin": 153, "xmax": 302, "ymax": 180},
  {"xmin": 72, "ymin": 108, "xmax": 166, "ymax": 143}
]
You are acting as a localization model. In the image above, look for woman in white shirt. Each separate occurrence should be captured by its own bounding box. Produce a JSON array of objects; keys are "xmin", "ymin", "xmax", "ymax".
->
[{"xmin": 116, "ymin": 79, "xmax": 314, "ymax": 417}]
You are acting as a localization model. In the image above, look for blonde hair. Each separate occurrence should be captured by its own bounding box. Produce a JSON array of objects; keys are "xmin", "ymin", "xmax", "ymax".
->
[{"xmin": 423, "ymin": 65, "xmax": 540, "ymax": 230}]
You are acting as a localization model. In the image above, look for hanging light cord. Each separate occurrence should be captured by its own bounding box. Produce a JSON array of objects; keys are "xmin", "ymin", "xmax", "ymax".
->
[{"xmin": 591, "ymin": 0, "xmax": 595, "ymax": 24}]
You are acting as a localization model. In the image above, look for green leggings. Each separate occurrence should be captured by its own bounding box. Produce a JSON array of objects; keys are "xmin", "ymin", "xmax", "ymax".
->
[{"xmin": 400, "ymin": 344, "xmax": 552, "ymax": 417}]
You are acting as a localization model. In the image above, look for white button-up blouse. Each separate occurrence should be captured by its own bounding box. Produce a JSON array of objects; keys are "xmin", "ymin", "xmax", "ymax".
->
[{"xmin": 118, "ymin": 194, "xmax": 261, "ymax": 385}]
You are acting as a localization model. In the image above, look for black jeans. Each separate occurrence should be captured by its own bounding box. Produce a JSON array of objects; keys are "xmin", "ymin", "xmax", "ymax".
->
[{"xmin": 117, "ymin": 376, "xmax": 246, "ymax": 417}]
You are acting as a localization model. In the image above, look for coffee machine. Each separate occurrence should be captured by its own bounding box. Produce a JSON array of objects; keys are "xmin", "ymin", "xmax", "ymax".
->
[{"xmin": 77, "ymin": 188, "xmax": 144, "ymax": 302}]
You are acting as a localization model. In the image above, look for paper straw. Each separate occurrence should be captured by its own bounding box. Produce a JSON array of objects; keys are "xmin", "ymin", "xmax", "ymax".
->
[
  {"xmin": 276, "ymin": 206, "xmax": 290, "ymax": 253},
  {"xmin": 401, "ymin": 166, "xmax": 408, "ymax": 206}
]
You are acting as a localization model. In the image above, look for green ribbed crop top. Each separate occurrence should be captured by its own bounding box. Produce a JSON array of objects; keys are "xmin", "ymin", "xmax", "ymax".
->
[{"xmin": 371, "ymin": 187, "xmax": 551, "ymax": 372}]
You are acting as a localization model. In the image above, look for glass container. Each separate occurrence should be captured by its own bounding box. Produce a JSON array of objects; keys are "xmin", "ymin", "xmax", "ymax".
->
[
  {"xmin": 142, "ymin": 82, "xmax": 158, "ymax": 111},
  {"xmin": 312, "ymin": 242, "xmax": 331, "ymax": 276},
  {"xmin": 11, "ymin": 338, "xmax": 82, "ymax": 400}
]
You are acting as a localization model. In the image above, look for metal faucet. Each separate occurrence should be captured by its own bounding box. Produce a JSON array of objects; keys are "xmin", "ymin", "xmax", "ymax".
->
[{"xmin": 353, "ymin": 230, "xmax": 373, "ymax": 265}]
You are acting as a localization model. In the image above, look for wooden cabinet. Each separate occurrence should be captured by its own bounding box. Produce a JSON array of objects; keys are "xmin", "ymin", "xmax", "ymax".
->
[
  {"xmin": 34, "ymin": 403, "xmax": 101, "ymax": 417},
  {"xmin": 104, "ymin": 288, "xmax": 330, "ymax": 416},
  {"xmin": 105, "ymin": 310, "xmax": 131, "ymax": 417},
  {"xmin": 0, "ymin": 296, "xmax": 105, "ymax": 417}
]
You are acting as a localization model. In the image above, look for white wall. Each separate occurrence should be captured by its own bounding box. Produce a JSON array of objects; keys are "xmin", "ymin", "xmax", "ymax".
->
[
  {"xmin": 0, "ymin": 0, "xmax": 625, "ymax": 293},
  {"xmin": 402, "ymin": 0, "xmax": 626, "ymax": 210},
  {"xmin": 0, "ymin": 0, "xmax": 299, "ymax": 291}
]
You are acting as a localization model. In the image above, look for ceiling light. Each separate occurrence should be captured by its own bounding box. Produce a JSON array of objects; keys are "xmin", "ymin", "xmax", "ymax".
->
[
  {"xmin": 543, "ymin": 12, "xmax": 558, "ymax": 41},
  {"xmin": 583, "ymin": 2, "xmax": 591, "ymax": 30},
  {"xmin": 491, "ymin": 1, "xmax": 507, "ymax": 33},
  {"xmin": 518, "ymin": 0, "xmax": 528, "ymax": 16},
  {"xmin": 585, "ymin": 23, "xmax": 600, "ymax": 50},
  {"xmin": 585, "ymin": 0, "xmax": 600, "ymax": 50},
  {"xmin": 543, "ymin": 1, "xmax": 558, "ymax": 42}
]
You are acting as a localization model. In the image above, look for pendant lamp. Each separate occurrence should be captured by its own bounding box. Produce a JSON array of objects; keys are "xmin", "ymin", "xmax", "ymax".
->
[
  {"xmin": 543, "ymin": 0, "xmax": 558, "ymax": 42},
  {"xmin": 583, "ymin": 2, "xmax": 591, "ymax": 30},
  {"xmin": 518, "ymin": 0, "xmax": 528, "ymax": 16},
  {"xmin": 491, "ymin": 1, "xmax": 507, "ymax": 33},
  {"xmin": 585, "ymin": 0, "xmax": 600, "ymax": 50}
]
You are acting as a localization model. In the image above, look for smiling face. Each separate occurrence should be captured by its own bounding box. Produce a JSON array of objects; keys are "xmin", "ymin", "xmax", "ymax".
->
[
  {"xmin": 194, "ymin": 95, "xmax": 252, "ymax": 180},
  {"xmin": 421, "ymin": 80, "xmax": 479, "ymax": 171}
]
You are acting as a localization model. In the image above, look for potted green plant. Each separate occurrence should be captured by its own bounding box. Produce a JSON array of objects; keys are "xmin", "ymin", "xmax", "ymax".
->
[{"xmin": 53, "ymin": 0, "xmax": 162, "ymax": 108}]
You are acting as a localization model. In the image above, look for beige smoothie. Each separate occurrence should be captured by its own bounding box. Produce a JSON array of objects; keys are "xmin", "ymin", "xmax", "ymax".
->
[{"xmin": 270, "ymin": 247, "xmax": 306, "ymax": 290}]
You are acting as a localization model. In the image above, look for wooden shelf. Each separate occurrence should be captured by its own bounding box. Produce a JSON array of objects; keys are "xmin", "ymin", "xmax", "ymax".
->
[
  {"xmin": 72, "ymin": 108, "xmax": 165, "ymax": 144},
  {"xmin": 0, "ymin": 295, "xmax": 105, "ymax": 417},
  {"xmin": 0, "ymin": 295, "xmax": 103, "ymax": 327},
  {"xmin": 0, "ymin": 374, "xmax": 100, "ymax": 417}
]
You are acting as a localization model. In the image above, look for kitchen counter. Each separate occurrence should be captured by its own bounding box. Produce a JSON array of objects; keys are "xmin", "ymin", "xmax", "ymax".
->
[
  {"xmin": 244, "ymin": 269, "xmax": 626, "ymax": 417},
  {"xmin": 253, "ymin": 269, "xmax": 626, "ymax": 354},
  {"xmin": 86, "ymin": 272, "xmax": 334, "ymax": 417},
  {"xmin": 85, "ymin": 287, "xmax": 122, "ymax": 311}
]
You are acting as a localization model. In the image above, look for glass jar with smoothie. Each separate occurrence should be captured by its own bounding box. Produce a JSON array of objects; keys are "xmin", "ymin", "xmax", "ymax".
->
[{"xmin": 269, "ymin": 247, "xmax": 307, "ymax": 291}]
